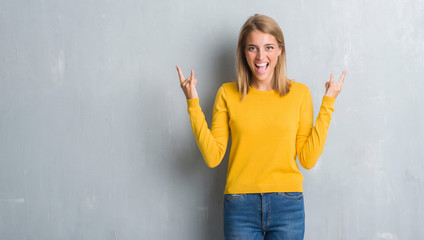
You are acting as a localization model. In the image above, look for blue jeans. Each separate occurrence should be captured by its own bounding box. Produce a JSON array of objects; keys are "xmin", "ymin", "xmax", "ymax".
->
[{"xmin": 223, "ymin": 192, "xmax": 305, "ymax": 240}]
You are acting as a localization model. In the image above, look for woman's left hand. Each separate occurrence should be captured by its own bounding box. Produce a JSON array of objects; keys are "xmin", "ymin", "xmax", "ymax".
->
[{"xmin": 325, "ymin": 70, "xmax": 346, "ymax": 98}]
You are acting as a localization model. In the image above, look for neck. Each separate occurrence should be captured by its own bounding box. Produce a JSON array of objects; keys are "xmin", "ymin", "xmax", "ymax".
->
[{"xmin": 251, "ymin": 77, "xmax": 273, "ymax": 91}]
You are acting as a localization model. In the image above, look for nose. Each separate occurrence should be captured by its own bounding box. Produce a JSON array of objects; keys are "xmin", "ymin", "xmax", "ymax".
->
[{"xmin": 256, "ymin": 48, "xmax": 264, "ymax": 60}]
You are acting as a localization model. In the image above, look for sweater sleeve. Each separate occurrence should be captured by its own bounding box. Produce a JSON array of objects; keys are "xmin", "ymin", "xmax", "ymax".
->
[
  {"xmin": 186, "ymin": 86, "xmax": 230, "ymax": 168},
  {"xmin": 296, "ymin": 88, "xmax": 336, "ymax": 170}
]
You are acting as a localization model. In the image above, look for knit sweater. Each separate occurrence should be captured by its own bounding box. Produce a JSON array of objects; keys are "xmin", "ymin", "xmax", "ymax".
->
[{"xmin": 186, "ymin": 81, "xmax": 335, "ymax": 194}]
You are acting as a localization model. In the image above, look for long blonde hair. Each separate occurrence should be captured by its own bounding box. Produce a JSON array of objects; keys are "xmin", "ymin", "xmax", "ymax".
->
[{"xmin": 236, "ymin": 14, "xmax": 291, "ymax": 100}]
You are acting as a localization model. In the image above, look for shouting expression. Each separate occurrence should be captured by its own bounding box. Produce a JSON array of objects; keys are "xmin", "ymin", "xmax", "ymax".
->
[{"xmin": 245, "ymin": 30, "xmax": 282, "ymax": 86}]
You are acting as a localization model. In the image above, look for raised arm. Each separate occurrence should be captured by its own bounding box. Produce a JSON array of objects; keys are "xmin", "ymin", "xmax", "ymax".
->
[
  {"xmin": 296, "ymin": 70, "xmax": 346, "ymax": 169},
  {"xmin": 177, "ymin": 66, "xmax": 230, "ymax": 168}
]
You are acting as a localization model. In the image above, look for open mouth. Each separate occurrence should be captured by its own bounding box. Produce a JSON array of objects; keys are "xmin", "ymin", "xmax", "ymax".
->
[{"xmin": 255, "ymin": 62, "xmax": 269, "ymax": 74}]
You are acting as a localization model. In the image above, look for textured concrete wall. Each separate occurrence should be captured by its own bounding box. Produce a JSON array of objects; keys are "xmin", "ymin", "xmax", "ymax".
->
[{"xmin": 1, "ymin": 0, "xmax": 423, "ymax": 239}]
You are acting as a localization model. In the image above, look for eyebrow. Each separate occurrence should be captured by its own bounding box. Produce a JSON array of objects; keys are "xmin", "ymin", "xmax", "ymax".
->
[{"xmin": 246, "ymin": 43, "xmax": 277, "ymax": 47}]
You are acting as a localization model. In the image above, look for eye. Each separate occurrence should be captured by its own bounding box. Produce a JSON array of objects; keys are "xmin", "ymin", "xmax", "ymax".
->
[
  {"xmin": 266, "ymin": 46, "xmax": 274, "ymax": 50},
  {"xmin": 247, "ymin": 46, "xmax": 256, "ymax": 51}
]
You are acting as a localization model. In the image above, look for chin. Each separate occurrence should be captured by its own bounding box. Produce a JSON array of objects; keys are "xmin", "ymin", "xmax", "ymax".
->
[{"xmin": 253, "ymin": 74, "xmax": 271, "ymax": 82}]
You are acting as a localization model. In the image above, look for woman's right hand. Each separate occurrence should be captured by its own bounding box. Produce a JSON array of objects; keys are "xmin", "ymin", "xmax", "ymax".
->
[{"xmin": 177, "ymin": 65, "xmax": 198, "ymax": 99}]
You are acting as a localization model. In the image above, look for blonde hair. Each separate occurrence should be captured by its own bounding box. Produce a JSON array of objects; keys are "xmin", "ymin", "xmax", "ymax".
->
[{"xmin": 236, "ymin": 14, "xmax": 291, "ymax": 100}]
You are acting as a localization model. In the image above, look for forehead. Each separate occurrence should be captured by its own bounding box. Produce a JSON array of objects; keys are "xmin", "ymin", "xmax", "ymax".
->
[{"xmin": 245, "ymin": 30, "xmax": 278, "ymax": 45}]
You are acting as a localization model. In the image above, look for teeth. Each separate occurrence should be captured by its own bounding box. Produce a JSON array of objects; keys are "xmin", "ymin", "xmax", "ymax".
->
[{"xmin": 255, "ymin": 62, "xmax": 268, "ymax": 74}]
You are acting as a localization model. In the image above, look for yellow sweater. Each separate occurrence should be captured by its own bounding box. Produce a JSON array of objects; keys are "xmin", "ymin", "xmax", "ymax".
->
[{"xmin": 187, "ymin": 81, "xmax": 336, "ymax": 194}]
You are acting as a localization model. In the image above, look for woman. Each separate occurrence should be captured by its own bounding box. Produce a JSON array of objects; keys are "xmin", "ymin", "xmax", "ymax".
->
[{"xmin": 177, "ymin": 14, "xmax": 345, "ymax": 240}]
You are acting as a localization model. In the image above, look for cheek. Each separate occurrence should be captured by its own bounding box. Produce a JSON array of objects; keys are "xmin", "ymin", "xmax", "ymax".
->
[
  {"xmin": 245, "ymin": 52, "xmax": 254, "ymax": 60},
  {"xmin": 271, "ymin": 53, "xmax": 280, "ymax": 63},
  {"xmin": 245, "ymin": 54, "xmax": 255, "ymax": 66}
]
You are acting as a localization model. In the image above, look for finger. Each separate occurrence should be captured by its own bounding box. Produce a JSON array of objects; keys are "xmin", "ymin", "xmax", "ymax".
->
[
  {"xmin": 182, "ymin": 78, "xmax": 189, "ymax": 86},
  {"xmin": 190, "ymin": 70, "xmax": 194, "ymax": 83},
  {"xmin": 330, "ymin": 73, "xmax": 334, "ymax": 83},
  {"xmin": 176, "ymin": 65, "xmax": 185, "ymax": 84},
  {"xmin": 338, "ymin": 70, "xmax": 346, "ymax": 86}
]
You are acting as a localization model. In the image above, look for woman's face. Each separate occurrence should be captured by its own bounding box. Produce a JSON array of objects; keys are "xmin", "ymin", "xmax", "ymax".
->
[{"xmin": 244, "ymin": 30, "xmax": 282, "ymax": 85}]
